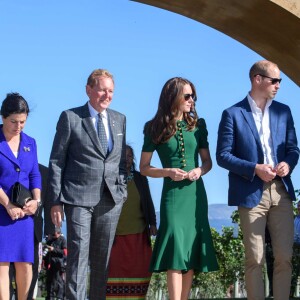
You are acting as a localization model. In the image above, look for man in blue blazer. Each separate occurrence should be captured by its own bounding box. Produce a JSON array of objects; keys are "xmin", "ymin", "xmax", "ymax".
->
[
  {"xmin": 216, "ymin": 60, "xmax": 299, "ymax": 300},
  {"xmin": 47, "ymin": 69, "xmax": 127, "ymax": 300}
]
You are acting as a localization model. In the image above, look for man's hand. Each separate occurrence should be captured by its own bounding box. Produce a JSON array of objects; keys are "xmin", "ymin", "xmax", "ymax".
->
[
  {"xmin": 51, "ymin": 205, "xmax": 64, "ymax": 227},
  {"xmin": 47, "ymin": 245, "xmax": 54, "ymax": 252},
  {"xmin": 255, "ymin": 164, "xmax": 276, "ymax": 182},
  {"xmin": 274, "ymin": 161, "xmax": 290, "ymax": 177}
]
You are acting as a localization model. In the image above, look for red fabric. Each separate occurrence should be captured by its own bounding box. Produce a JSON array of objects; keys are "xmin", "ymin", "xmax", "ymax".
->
[
  {"xmin": 108, "ymin": 231, "xmax": 152, "ymax": 278},
  {"xmin": 106, "ymin": 231, "xmax": 152, "ymax": 298}
]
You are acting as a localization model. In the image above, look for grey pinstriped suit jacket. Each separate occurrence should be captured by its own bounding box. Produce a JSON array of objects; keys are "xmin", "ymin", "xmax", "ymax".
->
[{"xmin": 47, "ymin": 102, "xmax": 127, "ymax": 207}]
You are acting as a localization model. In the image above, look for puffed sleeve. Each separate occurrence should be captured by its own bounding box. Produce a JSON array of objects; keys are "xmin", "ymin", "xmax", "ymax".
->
[
  {"xmin": 197, "ymin": 118, "xmax": 209, "ymax": 149},
  {"xmin": 142, "ymin": 134, "xmax": 157, "ymax": 152}
]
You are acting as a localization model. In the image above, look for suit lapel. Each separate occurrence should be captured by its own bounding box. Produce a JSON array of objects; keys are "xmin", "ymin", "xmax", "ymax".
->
[
  {"xmin": 107, "ymin": 109, "xmax": 116, "ymax": 158},
  {"xmin": 269, "ymin": 103, "xmax": 279, "ymax": 163},
  {"xmin": 0, "ymin": 127, "xmax": 20, "ymax": 166},
  {"xmin": 269, "ymin": 103, "xmax": 278, "ymax": 140},
  {"xmin": 240, "ymin": 98, "xmax": 262, "ymax": 149},
  {"xmin": 17, "ymin": 132, "xmax": 33, "ymax": 164},
  {"xmin": 81, "ymin": 103, "xmax": 106, "ymax": 158}
]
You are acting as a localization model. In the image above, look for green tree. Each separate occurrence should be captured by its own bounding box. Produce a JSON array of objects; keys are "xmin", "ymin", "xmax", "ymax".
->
[{"xmin": 209, "ymin": 224, "xmax": 245, "ymax": 293}]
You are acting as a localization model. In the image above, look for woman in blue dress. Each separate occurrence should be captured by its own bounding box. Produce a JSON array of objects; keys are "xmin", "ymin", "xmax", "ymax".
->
[
  {"xmin": 0, "ymin": 93, "xmax": 41, "ymax": 300},
  {"xmin": 140, "ymin": 77, "xmax": 218, "ymax": 300}
]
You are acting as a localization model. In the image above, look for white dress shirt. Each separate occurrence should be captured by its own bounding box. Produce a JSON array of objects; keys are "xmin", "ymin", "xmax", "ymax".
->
[
  {"xmin": 247, "ymin": 93, "xmax": 275, "ymax": 167},
  {"xmin": 88, "ymin": 101, "xmax": 113, "ymax": 152}
]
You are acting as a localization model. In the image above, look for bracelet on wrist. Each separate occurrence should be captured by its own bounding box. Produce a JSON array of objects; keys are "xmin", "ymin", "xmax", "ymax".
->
[{"xmin": 35, "ymin": 199, "xmax": 42, "ymax": 215}]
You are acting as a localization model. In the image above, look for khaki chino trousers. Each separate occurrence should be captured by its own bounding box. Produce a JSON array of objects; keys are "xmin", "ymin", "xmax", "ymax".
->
[{"xmin": 239, "ymin": 179, "xmax": 294, "ymax": 300}]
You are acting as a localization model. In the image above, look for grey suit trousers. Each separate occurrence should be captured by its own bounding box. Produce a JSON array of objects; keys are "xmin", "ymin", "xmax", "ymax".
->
[{"xmin": 64, "ymin": 190, "xmax": 123, "ymax": 300}]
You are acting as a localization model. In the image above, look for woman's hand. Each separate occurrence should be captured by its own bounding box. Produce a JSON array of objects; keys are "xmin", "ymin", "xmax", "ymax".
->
[
  {"xmin": 23, "ymin": 199, "xmax": 39, "ymax": 215},
  {"xmin": 150, "ymin": 225, "xmax": 158, "ymax": 236},
  {"xmin": 168, "ymin": 168, "xmax": 188, "ymax": 181},
  {"xmin": 187, "ymin": 167, "xmax": 202, "ymax": 181},
  {"xmin": 6, "ymin": 202, "xmax": 25, "ymax": 220}
]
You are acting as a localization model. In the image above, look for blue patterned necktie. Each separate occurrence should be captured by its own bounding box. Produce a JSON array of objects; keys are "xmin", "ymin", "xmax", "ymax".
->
[{"xmin": 97, "ymin": 113, "xmax": 108, "ymax": 155}]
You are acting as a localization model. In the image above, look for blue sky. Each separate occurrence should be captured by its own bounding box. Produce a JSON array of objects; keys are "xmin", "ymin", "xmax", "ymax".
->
[{"xmin": 1, "ymin": 0, "xmax": 299, "ymax": 211}]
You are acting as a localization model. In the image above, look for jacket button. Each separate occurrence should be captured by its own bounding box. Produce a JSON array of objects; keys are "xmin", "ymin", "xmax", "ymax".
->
[{"xmin": 16, "ymin": 168, "xmax": 20, "ymax": 172}]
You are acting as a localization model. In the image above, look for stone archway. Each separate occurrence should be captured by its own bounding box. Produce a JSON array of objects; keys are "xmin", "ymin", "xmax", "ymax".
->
[{"xmin": 132, "ymin": 0, "xmax": 300, "ymax": 86}]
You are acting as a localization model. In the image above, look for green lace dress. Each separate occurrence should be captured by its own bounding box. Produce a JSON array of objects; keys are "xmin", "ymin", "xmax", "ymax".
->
[{"xmin": 142, "ymin": 118, "xmax": 218, "ymax": 273}]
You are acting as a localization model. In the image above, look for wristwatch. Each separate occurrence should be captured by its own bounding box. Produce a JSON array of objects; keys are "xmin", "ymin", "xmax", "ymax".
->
[{"xmin": 35, "ymin": 199, "xmax": 42, "ymax": 215}]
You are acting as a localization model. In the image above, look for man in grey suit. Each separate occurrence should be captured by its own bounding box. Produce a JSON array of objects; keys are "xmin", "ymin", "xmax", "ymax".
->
[{"xmin": 47, "ymin": 69, "xmax": 127, "ymax": 300}]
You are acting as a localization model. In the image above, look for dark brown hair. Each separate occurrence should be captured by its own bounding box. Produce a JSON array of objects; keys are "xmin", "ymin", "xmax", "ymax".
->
[{"xmin": 144, "ymin": 77, "xmax": 198, "ymax": 144}]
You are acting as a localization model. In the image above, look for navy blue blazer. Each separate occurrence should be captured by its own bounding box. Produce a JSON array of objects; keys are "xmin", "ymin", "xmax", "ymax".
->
[
  {"xmin": 216, "ymin": 98, "xmax": 299, "ymax": 208},
  {"xmin": 0, "ymin": 126, "xmax": 41, "ymax": 203}
]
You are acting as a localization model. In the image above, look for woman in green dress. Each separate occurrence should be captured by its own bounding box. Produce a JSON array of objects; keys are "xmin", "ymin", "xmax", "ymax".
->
[{"xmin": 140, "ymin": 77, "xmax": 218, "ymax": 300}]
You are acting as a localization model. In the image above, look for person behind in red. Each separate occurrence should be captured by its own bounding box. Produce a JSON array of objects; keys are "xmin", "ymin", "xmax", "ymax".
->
[{"xmin": 106, "ymin": 144, "xmax": 157, "ymax": 299}]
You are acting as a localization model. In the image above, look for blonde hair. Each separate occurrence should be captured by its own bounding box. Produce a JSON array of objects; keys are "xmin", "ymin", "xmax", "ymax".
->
[{"xmin": 86, "ymin": 69, "xmax": 114, "ymax": 87}]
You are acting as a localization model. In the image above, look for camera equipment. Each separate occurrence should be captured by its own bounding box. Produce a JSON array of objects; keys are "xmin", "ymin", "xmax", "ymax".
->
[{"xmin": 42, "ymin": 245, "xmax": 49, "ymax": 257}]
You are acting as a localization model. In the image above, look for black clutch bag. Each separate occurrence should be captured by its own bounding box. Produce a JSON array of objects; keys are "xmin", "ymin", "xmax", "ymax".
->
[{"xmin": 10, "ymin": 182, "xmax": 33, "ymax": 208}]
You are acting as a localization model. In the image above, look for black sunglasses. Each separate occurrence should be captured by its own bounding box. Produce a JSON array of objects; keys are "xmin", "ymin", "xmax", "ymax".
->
[
  {"xmin": 183, "ymin": 94, "xmax": 197, "ymax": 101},
  {"xmin": 255, "ymin": 74, "xmax": 282, "ymax": 85}
]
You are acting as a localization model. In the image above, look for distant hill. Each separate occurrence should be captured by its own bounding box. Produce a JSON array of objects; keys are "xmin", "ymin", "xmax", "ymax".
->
[
  {"xmin": 208, "ymin": 204, "xmax": 237, "ymax": 233},
  {"xmin": 155, "ymin": 204, "xmax": 237, "ymax": 234}
]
